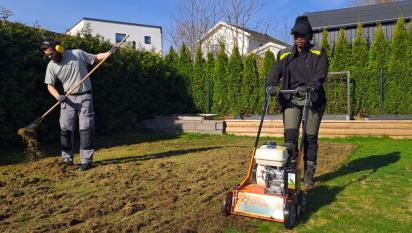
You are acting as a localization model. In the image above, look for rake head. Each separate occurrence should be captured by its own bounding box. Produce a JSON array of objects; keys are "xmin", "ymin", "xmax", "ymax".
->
[{"xmin": 18, "ymin": 117, "xmax": 44, "ymax": 137}]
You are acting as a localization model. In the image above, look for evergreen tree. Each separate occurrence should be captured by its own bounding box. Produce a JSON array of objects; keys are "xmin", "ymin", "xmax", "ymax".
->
[
  {"xmin": 320, "ymin": 28, "xmax": 331, "ymax": 61},
  {"xmin": 351, "ymin": 22, "xmax": 369, "ymax": 70},
  {"xmin": 241, "ymin": 54, "xmax": 259, "ymax": 114},
  {"xmin": 366, "ymin": 23, "xmax": 389, "ymax": 114},
  {"xmin": 164, "ymin": 46, "xmax": 178, "ymax": 69},
  {"xmin": 177, "ymin": 44, "xmax": 193, "ymax": 102},
  {"xmin": 351, "ymin": 23, "xmax": 371, "ymax": 115},
  {"xmin": 205, "ymin": 52, "xmax": 215, "ymax": 113},
  {"xmin": 260, "ymin": 50, "xmax": 275, "ymax": 78},
  {"xmin": 407, "ymin": 21, "xmax": 412, "ymax": 67},
  {"xmin": 163, "ymin": 46, "xmax": 189, "ymax": 112},
  {"xmin": 388, "ymin": 17, "xmax": 407, "ymax": 71},
  {"xmin": 387, "ymin": 17, "xmax": 408, "ymax": 113},
  {"xmin": 406, "ymin": 21, "xmax": 412, "ymax": 113},
  {"xmin": 227, "ymin": 45, "xmax": 243, "ymax": 115},
  {"xmin": 192, "ymin": 47, "xmax": 207, "ymax": 112},
  {"xmin": 330, "ymin": 28, "xmax": 351, "ymax": 71},
  {"xmin": 212, "ymin": 42, "xmax": 228, "ymax": 115},
  {"xmin": 259, "ymin": 50, "xmax": 276, "ymax": 114},
  {"xmin": 368, "ymin": 23, "xmax": 389, "ymax": 71}
]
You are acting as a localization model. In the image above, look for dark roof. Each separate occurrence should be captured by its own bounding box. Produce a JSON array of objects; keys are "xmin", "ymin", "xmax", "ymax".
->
[
  {"xmin": 306, "ymin": 1, "xmax": 412, "ymax": 31},
  {"xmin": 229, "ymin": 23, "xmax": 290, "ymax": 47},
  {"xmin": 68, "ymin": 17, "xmax": 162, "ymax": 32}
]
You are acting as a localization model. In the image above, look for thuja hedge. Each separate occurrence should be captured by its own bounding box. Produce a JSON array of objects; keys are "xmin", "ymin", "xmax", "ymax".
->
[
  {"xmin": 2, "ymin": 19, "xmax": 411, "ymax": 151},
  {"xmin": 0, "ymin": 21, "xmax": 193, "ymax": 150},
  {"xmin": 327, "ymin": 18, "xmax": 412, "ymax": 115}
]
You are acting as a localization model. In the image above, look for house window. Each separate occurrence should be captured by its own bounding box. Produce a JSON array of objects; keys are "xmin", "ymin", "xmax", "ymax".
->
[
  {"xmin": 209, "ymin": 44, "xmax": 219, "ymax": 54},
  {"xmin": 115, "ymin": 33, "xmax": 126, "ymax": 43},
  {"xmin": 144, "ymin": 36, "xmax": 151, "ymax": 44}
]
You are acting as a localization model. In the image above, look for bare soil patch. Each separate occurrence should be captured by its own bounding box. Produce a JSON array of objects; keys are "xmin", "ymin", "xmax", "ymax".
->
[{"xmin": 0, "ymin": 134, "xmax": 355, "ymax": 232}]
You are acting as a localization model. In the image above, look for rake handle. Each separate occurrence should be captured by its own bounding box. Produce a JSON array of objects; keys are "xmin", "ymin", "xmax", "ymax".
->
[{"xmin": 40, "ymin": 35, "xmax": 129, "ymax": 119}]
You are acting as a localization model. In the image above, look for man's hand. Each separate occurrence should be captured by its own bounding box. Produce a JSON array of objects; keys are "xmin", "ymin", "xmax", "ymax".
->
[
  {"xmin": 266, "ymin": 86, "xmax": 280, "ymax": 96},
  {"xmin": 110, "ymin": 46, "xmax": 117, "ymax": 55},
  {"xmin": 55, "ymin": 95, "xmax": 66, "ymax": 103}
]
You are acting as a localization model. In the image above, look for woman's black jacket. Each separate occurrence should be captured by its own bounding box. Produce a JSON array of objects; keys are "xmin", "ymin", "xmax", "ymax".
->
[{"xmin": 266, "ymin": 44, "xmax": 328, "ymax": 111}]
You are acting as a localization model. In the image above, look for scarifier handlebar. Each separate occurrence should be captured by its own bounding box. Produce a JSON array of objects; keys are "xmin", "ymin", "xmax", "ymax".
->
[{"xmin": 253, "ymin": 88, "xmax": 299, "ymax": 148}]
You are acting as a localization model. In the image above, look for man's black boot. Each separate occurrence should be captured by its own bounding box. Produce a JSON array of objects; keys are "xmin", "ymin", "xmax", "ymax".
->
[
  {"xmin": 79, "ymin": 163, "xmax": 92, "ymax": 171},
  {"xmin": 58, "ymin": 159, "xmax": 73, "ymax": 166}
]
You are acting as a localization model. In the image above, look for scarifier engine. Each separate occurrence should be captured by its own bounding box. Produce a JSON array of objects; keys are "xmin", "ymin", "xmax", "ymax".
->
[{"xmin": 255, "ymin": 142, "xmax": 290, "ymax": 195}]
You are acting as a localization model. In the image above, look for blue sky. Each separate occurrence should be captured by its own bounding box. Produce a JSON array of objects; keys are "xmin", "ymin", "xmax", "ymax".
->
[{"xmin": 1, "ymin": 0, "xmax": 350, "ymax": 52}]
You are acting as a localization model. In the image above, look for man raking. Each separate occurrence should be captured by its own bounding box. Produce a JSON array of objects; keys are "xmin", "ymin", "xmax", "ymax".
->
[{"xmin": 40, "ymin": 39, "xmax": 116, "ymax": 171}]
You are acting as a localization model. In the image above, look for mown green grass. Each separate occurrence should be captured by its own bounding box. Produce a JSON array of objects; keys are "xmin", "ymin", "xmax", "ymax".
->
[{"xmin": 254, "ymin": 137, "xmax": 412, "ymax": 233}]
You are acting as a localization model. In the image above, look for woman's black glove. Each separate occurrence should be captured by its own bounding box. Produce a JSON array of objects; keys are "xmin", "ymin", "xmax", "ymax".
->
[
  {"xmin": 266, "ymin": 86, "xmax": 280, "ymax": 96},
  {"xmin": 296, "ymin": 86, "xmax": 315, "ymax": 96}
]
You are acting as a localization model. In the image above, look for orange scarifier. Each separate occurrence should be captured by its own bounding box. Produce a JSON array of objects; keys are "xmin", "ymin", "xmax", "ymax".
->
[{"xmin": 221, "ymin": 89, "xmax": 312, "ymax": 229}]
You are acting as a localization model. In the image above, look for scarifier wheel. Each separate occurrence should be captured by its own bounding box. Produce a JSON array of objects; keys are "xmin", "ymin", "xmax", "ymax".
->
[
  {"xmin": 284, "ymin": 201, "xmax": 297, "ymax": 229},
  {"xmin": 221, "ymin": 191, "xmax": 233, "ymax": 216}
]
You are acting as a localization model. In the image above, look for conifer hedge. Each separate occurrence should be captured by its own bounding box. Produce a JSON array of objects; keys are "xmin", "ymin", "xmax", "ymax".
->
[
  {"xmin": 322, "ymin": 18, "xmax": 412, "ymax": 116},
  {"xmin": 2, "ymin": 17, "xmax": 412, "ymax": 151}
]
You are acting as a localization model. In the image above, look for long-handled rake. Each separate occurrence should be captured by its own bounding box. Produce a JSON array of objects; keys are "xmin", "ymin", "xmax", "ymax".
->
[{"xmin": 18, "ymin": 35, "xmax": 129, "ymax": 138}]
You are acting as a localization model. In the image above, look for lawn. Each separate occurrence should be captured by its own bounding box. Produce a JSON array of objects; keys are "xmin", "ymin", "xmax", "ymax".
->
[
  {"xmin": 0, "ymin": 132, "xmax": 411, "ymax": 232},
  {"xmin": 255, "ymin": 137, "xmax": 412, "ymax": 233}
]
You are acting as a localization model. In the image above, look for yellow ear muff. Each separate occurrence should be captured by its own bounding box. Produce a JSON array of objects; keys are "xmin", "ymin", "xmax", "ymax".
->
[{"xmin": 55, "ymin": 45, "xmax": 64, "ymax": 53}]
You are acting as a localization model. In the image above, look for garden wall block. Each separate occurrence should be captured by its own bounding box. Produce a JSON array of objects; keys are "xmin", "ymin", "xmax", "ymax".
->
[{"xmin": 141, "ymin": 115, "xmax": 224, "ymax": 135}]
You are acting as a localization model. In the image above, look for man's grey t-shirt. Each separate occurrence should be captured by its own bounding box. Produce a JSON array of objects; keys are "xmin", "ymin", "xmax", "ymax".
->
[{"xmin": 44, "ymin": 49, "xmax": 96, "ymax": 93}]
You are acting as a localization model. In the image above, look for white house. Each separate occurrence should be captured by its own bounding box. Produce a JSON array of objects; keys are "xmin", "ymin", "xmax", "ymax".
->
[
  {"xmin": 199, "ymin": 21, "xmax": 289, "ymax": 57},
  {"xmin": 66, "ymin": 17, "xmax": 162, "ymax": 54},
  {"xmin": 250, "ymin": 42, "xmax": 289, "ymax": 57}
]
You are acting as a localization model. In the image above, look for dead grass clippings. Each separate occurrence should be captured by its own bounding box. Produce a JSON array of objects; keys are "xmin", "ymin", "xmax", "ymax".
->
[{"xmin": 0, "ymin": 137, "xmax": 355, "ymax": 233}]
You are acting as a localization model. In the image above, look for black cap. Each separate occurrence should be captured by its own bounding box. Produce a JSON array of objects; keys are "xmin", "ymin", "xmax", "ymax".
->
[
  {"xmin": 291, "ymin": 16, "xmax": 313, "ymax": 37},
  {"xmin": 40, "ymin": 40, "xmax": 59, "ymax": 50}
]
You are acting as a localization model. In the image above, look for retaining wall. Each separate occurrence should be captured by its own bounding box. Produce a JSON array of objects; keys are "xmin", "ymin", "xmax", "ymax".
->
[
  {"xmin": 225, "ymin": 120, "xmax": 412, "ymax": 139},
  {"xmin": 141, "ymin": 115, "xmax": 412, "ymax": 139}
]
